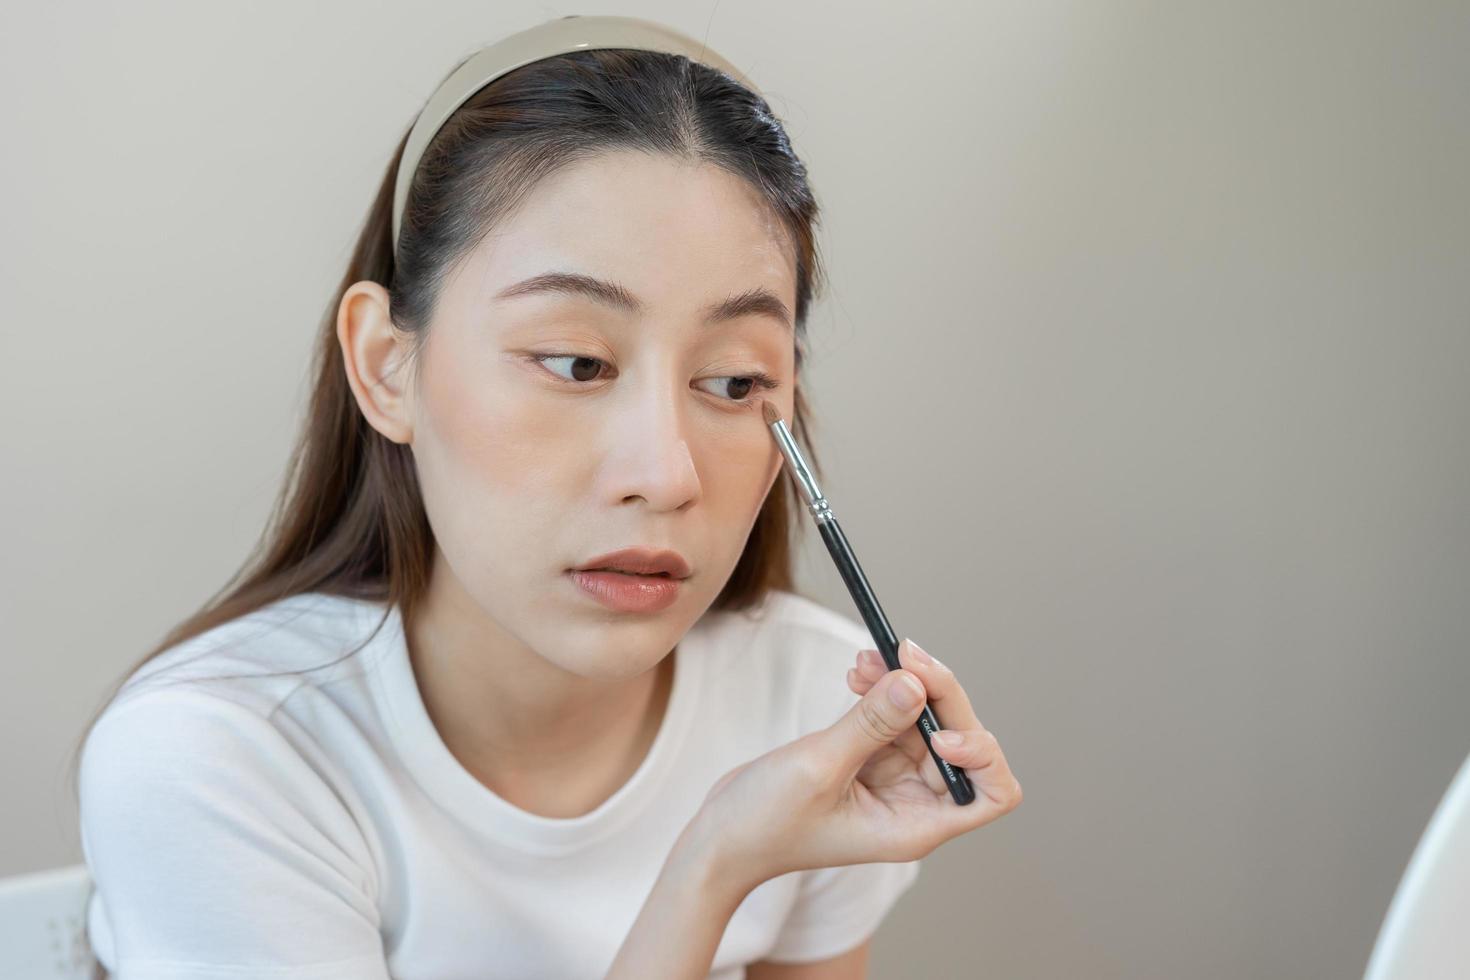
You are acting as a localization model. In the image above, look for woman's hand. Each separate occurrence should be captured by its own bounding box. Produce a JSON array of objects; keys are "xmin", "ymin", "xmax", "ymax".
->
[{"xmin": 692, "ymin": 638, "xmax": 1022, "ymax": 891}]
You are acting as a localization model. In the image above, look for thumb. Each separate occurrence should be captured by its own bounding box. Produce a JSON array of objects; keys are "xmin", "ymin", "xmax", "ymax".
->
[{"xmin": 823, "ymin": 668, "xmax": 927, "ymax": 777}]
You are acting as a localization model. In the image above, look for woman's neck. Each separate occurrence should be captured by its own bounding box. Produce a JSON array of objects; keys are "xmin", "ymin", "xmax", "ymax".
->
[{"xmin": 404, "ymin": 554, "xmax": 677, "ymax": 818}]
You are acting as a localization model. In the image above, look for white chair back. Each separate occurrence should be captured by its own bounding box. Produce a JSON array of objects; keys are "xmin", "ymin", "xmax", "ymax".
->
[
  {"xmin": 1364, "ymin": 749, "xmax": 1470, "ymax": 979},
  {"xmin": 0, "ymin": 863, "xmax": 97, "ymax": 979}
]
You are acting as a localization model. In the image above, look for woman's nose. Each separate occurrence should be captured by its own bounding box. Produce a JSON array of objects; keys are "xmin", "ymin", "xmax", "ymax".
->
[{"xmin": 600, "ymin": 381, "xmax": 702, "ymax": 511}]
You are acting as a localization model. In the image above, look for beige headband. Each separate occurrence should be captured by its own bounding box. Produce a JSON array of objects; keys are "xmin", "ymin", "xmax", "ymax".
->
[{"xmin": 391, "ymin": 14, "xmax": 763, "ymax": 261}]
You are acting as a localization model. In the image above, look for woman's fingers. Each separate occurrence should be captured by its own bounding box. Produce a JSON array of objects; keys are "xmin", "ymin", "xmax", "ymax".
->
[
  {"xmin": 853, "ymin": 641, "xmax": 980, "ymax": 735},
  {"xmin": 847, "ymin": 670, "xmax": 1022, "ymax": 812},
  {"xmin": 847, "ymin": 657, "xmax": 930, "ymax": 766},
  {"xmin": 850, "ymin": 643, "xmax": 1000, "ymax": 797},
  {"xmin": 929, "ymin": 725, "xmax": 1024, "ymax": 813},
  {"xmin": 894, "ymin": 639, "xmax": 982, "ymax": 734},
  {"xmin": 816, "ymin": 668, "xmax": 931, "ymax": 783}
]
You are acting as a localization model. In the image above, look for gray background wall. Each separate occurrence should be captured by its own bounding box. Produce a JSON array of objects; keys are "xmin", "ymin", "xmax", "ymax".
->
[{"xmin": 3, "ymin": 2, "xmax": 1468, "ymax": 977}]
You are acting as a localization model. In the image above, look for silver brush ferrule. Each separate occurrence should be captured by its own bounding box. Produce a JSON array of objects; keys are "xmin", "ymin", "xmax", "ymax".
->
[{"xmin": 768, "ymin": 418, "xmax": 835, "ymax": 524}]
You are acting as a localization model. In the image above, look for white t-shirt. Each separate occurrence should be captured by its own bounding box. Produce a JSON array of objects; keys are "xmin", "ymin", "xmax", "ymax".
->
[{"xmin": 78, "ymin": 588, "xmax": 921, "ymax": 979}]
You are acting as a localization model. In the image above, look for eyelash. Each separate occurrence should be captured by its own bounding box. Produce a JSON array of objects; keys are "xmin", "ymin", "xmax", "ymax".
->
[{"xmin": 528, "ymin": 353, "xmax": 781, "ymax": 403}]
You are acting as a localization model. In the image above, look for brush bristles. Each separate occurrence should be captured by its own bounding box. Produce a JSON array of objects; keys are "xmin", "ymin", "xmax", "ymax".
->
[{"xmin": 761, "ymin": 399, "xmax": 782, "ymax": 426}]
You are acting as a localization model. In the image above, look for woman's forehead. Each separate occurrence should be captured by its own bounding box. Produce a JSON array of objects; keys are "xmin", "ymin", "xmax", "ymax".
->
[{"xmin": 464, "ymin": 152, "xmax": 797, "ymax": 300}]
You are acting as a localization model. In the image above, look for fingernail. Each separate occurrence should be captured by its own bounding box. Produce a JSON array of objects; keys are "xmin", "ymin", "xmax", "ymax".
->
[
  {"xmin": 934, "ymin": 731, "xmax": 963, "ymax": 747},
  {"xmin": 889, "ymin": 673, "xmax": 924, "ymax": 708},
  {"xmin": 906, "ymin": 638, "xmax": 942, "ymax": 669}
]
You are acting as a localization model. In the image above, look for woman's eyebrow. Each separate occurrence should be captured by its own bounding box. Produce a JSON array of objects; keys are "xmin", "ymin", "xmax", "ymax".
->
[{"xmin": 494, "ymin": 270, "xmax": 792, "ymax": 333}]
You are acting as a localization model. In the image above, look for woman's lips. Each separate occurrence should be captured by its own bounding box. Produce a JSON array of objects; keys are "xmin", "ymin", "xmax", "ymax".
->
[{"xmin": 568, "ymin": 568, "xmax": 683, "ymax": 613}]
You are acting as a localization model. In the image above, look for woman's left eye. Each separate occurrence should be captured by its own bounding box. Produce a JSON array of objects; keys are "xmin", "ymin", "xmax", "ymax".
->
[
  {"xmin": 533, "ymin": 354, "xmax": 607, "ymax": 384},
  {"xmin": 692, "ymin": 373, "xmax": 782, "ymax": 403},
  {"xmin": 531, "ymin": 354, "xmax": 780, "ymax": 403}
]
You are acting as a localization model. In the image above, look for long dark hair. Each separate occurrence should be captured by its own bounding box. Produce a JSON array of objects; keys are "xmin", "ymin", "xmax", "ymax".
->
[{"xmin": 73, "ymin": 46, "xmax": 828, "ymax": 977}]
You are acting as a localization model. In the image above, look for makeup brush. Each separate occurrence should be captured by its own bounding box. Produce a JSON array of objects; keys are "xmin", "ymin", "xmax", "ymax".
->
[{"xmin": 761, "ymin": 399, "xmax": 976, "ymax": 806}]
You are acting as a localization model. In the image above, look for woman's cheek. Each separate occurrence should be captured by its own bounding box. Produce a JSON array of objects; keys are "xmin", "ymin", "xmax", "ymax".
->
[
  {"xmin": 694, "ymin": 413, "xmax": 782, "ymax": 514},
  {"xmin": 425, "ymin": 356, "xmax": 578, "ymax": 497}
]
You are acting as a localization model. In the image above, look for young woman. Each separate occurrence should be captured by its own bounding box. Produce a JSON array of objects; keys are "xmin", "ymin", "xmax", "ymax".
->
[{"xmin": 71, "ymin": 18, "xmax": 1021, "ymax": 980}]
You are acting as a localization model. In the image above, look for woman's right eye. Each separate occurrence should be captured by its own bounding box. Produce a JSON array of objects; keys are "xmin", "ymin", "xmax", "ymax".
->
[{"xmin": 532, "ymin": 354, "xmax": 608, "ymax": 384}]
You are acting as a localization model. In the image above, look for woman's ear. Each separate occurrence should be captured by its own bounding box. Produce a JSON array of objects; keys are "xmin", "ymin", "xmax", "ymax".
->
[{"xmin": 338, "ymin": 280, "xmax": 415, "ymax": 445}]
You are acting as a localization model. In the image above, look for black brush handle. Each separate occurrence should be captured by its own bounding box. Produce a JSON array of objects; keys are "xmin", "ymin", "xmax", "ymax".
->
[{"xmin": 817, "ymin": 518, "xmax": 976, "ymax": 806}]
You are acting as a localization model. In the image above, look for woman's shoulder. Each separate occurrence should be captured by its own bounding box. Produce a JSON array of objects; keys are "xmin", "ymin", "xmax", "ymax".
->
[
  {"xmin": 79, "ymin": 593, "xmax": 390, "ymax": 843},
  {"xmin": 697, "ymin": 588, "xmax": 875, "ymax": 731},
  {"xmin": 703, "ymin": 587, "xmax": 872, "ymax": 663},
  {"xmin": 76, "ymin": 661, "xmax": 382, "ymax": 958},
  {"xmin": 104, "ymin": 590, "xmax": 391, "ymax": 722}
]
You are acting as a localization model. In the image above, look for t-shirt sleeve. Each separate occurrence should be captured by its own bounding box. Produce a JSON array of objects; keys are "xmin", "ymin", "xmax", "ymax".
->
[
  {"xmin": 77, "ymin": 686, "xmax": 391, "ymax": 980},
  {"xmin": 762, "ymin": 859, "xmax": 921, "ymax": 963}
]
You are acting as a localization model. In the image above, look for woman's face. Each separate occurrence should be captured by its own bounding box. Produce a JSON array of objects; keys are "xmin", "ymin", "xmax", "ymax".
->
[{"xmin": 401, "ymin": 150, "xmax": 798, "ymax": 678}]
